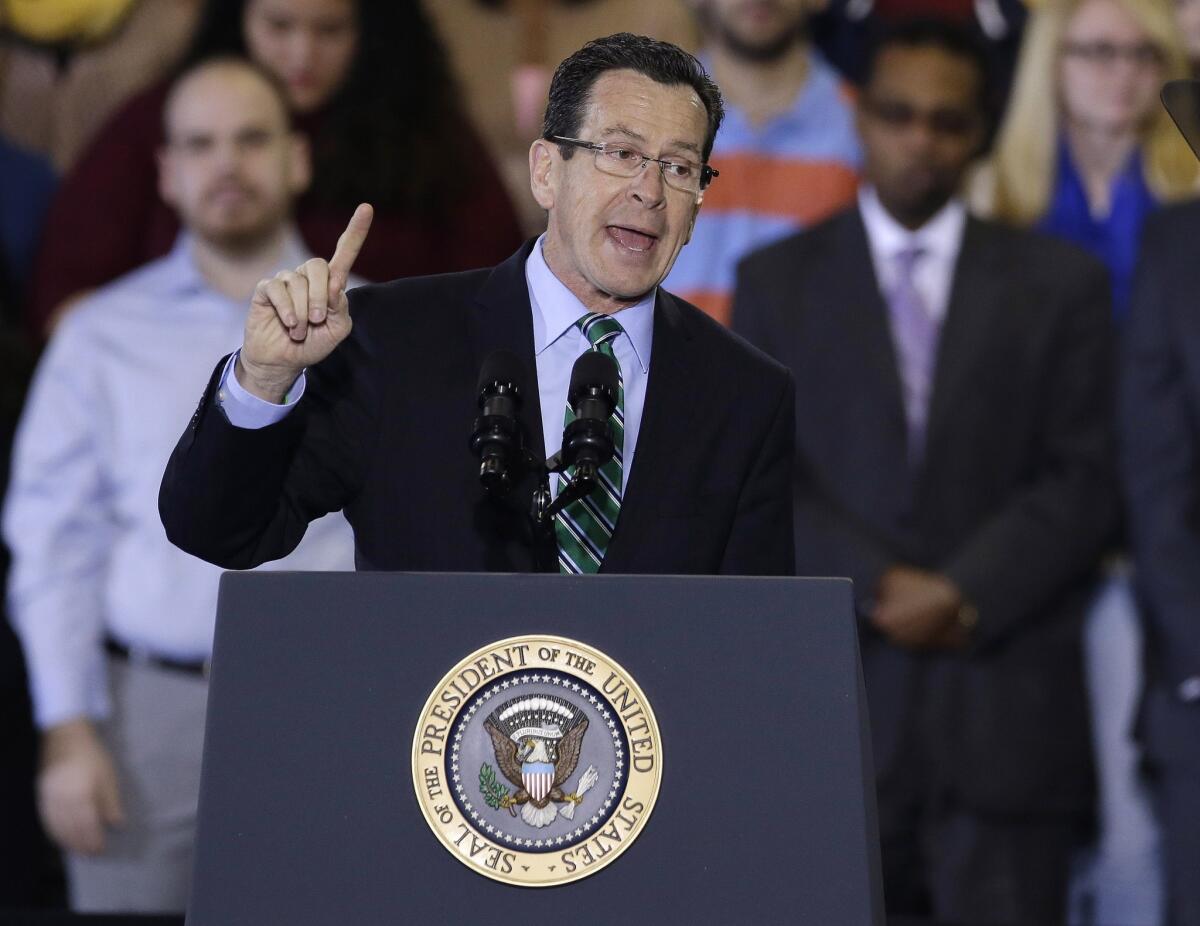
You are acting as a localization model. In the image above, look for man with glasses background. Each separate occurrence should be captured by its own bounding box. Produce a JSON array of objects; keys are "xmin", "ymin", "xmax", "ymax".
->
[
  {"xmin": 732, "ymin": 19, "xmax": 1116, "ymax": 924},
  {"xmin": 159, "ymin": 32, "xmax": 795, "ymax": 579}
]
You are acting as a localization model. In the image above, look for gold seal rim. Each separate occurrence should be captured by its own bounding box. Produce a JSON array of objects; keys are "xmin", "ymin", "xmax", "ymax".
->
[{"xmin": 411, "ymin": 634, "xmax": 662, "ymax": 888}]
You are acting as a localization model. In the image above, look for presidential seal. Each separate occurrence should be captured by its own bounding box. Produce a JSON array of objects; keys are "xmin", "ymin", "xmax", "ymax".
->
[{"xmin": 412, "ymin": 635, "xmax": 661, "ymax": 887}]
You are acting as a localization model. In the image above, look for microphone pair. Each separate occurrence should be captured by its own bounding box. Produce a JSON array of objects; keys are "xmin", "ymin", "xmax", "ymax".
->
[{"xmin": 469, "ymin": 348, "xmax": 619, "ymax": 498}]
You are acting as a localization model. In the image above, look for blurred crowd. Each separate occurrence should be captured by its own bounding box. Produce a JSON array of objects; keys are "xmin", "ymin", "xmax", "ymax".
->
[{"xmin": 1, "ymin": 0, "xmax": 1199, "ymax": 924}]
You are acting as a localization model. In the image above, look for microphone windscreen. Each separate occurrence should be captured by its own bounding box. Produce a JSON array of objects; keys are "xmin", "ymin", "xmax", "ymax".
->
[
  {"xmin": 568, "ymin": 349, "xmax": 619, "ymax": 406},
  {"xmin": 477, "ymin": 349, "xmax": 527, "ymax": 397}
]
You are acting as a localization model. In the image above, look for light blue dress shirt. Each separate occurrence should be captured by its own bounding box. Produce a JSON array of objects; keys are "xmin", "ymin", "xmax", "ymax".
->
[
  {"xmin": 3, "ymin": 232, "xmax": 356, "ymax": 728},
  {"xmin": 221, "ymin": 235, "xmax": 655, "ymax": 493},
  {"xmin": 525, "ymin": 236, "xmax": 653, "ymax": 493}
]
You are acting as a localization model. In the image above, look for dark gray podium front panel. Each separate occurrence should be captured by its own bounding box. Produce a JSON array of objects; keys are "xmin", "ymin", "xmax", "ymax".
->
[{"xmin": 189, "ymin": 573, "xmax": 882, "ymax": 925}]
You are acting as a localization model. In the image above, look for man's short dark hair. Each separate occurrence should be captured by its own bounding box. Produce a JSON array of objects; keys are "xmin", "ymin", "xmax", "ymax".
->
[
  {"xmin": 863, "ymin": 19, "xmax": 996, "ymax": 128},
  {"xmin": 542, "ymin": 32, "xmax": 725, "ymax": 162}
]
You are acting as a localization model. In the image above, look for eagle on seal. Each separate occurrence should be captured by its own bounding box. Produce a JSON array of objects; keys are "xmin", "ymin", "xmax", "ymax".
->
[{"xmin": 484, "ymin": 695, "xmax": 591, "ymax": 828}]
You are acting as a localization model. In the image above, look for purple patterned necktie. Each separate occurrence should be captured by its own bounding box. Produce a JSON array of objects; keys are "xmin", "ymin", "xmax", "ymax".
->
[{"xmin": 885, "ymin": 246, "xmax": 940, "ymax": 465}]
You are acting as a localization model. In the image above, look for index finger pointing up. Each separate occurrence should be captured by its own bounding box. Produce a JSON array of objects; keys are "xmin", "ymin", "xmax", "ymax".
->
[{"xmin": 329, "ymin": 202, "xmax": 374, "ymax": 295}]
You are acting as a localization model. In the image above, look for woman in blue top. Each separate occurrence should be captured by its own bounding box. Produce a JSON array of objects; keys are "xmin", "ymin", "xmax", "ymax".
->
[{"xmin": 979, "ymin": 0, "xmax": 1196, "ymax": 319}]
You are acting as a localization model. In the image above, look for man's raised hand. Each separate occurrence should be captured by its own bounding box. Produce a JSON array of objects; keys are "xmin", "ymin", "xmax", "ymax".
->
[{"xmin": 237, "ymin": 203, "xmax": 374, "ymax": 402}]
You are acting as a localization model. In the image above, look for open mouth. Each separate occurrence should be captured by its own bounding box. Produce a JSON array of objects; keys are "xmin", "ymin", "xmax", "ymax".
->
[{"xmin": 607, "ymin": 225, "xmax": 659, "ymax": 253}]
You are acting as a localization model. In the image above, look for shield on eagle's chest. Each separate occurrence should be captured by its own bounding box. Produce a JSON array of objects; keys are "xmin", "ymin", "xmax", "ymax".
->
[{"xmin": 522, "ymin": 761, "xmax": 555, "ymax": 802}]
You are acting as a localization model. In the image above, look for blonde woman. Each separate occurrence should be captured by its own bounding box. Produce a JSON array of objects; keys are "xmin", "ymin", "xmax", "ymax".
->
[{"xmin": 978, "ymin": 0, "xmax": 1196, "ymax": 317}]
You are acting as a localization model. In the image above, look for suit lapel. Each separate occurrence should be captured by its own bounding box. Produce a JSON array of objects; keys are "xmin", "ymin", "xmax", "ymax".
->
[
  {"xmin": 469, "ymin": 239, "xmax": 546, "ymax": 464},
  {"xmin": 601, "ymin": 289, "xmax": 702, "ymax": 572},
  {"xmin": 925, "ymin": 219, "xmax": 1004, "ymax": 462},
  {"xmin": 832, "ymin": 210, "xmax": 909, "ymax": 460},
  {"xmin": 468, "ymin": 240, "xmax": 555, "ymax": 570}
]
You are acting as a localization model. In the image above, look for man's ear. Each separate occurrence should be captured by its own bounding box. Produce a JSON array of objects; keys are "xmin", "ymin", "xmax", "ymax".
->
[
  {"xmin": 157, "ymin": 147, "xmax": 177, "ymax": 209},
  {"xmin": 288, "ymin": 131, "xmax": 313, "ymax": 196},
  {"xmin": 529, "ymin": 138, "xmax": 557, "ymax": 211}
]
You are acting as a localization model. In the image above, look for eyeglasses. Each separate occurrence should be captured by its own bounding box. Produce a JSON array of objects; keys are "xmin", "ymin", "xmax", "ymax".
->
[
  {"xmin": 1061, "ymin": 40, "xmax": 1165, "ymax": 68},
  {"xmin": 547, "ymin": 135, "xmax": 718, "ymax": 194}
]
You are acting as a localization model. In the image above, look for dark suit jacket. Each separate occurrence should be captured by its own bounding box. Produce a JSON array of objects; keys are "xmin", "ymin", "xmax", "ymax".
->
[
  {"xmin": 1121, "ymin": 201, "xmax": 1200, "ymax": 772},
  {"xmin": 159, "ymin": 240, "xmax": 795, "ymax": 577},
  {"xmin": 733, "ymin": 207, "xmax": 1118, "ymax": 816}
]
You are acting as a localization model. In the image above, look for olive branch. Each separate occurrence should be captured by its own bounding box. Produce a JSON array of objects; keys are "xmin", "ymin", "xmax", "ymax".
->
[{"xmin": 479, "ymin": 763, "xmax": 510, "ymax": 810}]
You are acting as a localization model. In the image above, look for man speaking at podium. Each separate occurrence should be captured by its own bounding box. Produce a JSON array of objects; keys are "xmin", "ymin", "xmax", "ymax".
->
[{"xmin": 160, "ymin": 33, "xmax": 794, "ymax": 577}]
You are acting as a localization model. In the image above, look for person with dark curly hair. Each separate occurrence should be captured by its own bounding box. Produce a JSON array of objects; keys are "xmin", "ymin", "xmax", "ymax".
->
[{"xmin": 27, "ymin": 0, "xmax": 523, "ymax": 337}]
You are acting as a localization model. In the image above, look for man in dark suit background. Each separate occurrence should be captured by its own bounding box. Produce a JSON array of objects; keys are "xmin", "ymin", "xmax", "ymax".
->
[
  {"xmin": 1122, "ymin": 200, "xmax": 1200, "ymax": 926},
  {"xmin": 732, "ymin": 20, "xmax": 1117, "ymax": 924},
  {"xmin": 159, "ymin": 33, "xmax": 794, "ymax": 577}
]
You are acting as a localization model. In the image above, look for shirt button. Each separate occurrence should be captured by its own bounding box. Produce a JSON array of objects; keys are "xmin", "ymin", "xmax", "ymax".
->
[{"xmin": 1178, "ymin": 676, "xmax": 1200, "ymax": 703}]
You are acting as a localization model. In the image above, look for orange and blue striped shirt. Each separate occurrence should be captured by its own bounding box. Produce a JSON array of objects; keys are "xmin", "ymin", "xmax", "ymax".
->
[{"xmin": 665, "ymin": 54, "xmax": 861, "ymax": 325}]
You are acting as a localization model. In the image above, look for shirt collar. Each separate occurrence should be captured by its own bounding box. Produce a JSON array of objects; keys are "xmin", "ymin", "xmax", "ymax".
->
[
  {"xmin": 857, "ymin": 184, "xmax": 967, "ymax": 268},
  {"xmin": 160, "ymin": 226, "xmax": 314, "ymax": 300},
  {"xmin": 160, "ymin": 232, "xmax": 208, "ymax": 297},
  {"xmin": 525, "ymin": 233, "xmax": 653, "ymax": 373}
]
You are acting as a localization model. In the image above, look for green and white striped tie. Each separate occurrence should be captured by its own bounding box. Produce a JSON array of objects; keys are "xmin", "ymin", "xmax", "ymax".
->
[{"xmin": 555, "ymin": 313, "xmax": 625, "ymax": 575}]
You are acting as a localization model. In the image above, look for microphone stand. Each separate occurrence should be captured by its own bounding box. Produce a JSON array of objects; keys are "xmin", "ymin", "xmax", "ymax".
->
[
  {"xmin": 531, "ymin": 453, "xmax": 599, "ymax": 526},
  {"xmin": 531, "ymin": 404, "xmax": 613, "ymax": 528}
]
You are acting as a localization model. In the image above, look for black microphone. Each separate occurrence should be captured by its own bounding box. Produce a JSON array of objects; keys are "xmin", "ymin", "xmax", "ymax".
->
[
  {"xmin": 469, "ymin": 350, "xmax": 527, "ymax": 496},
  {"xmin": 559, "ymin": 350, "xmax": 618, "ymax": 485}
]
